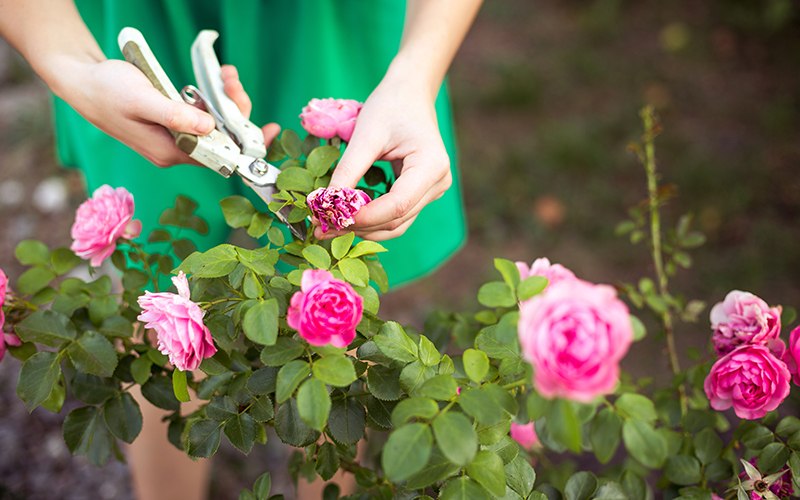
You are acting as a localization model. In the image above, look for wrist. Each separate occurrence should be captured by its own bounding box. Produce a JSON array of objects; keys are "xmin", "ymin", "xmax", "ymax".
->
[
  {"xmin": 36, "ymin": 50, "xmax": 105, "ymax": 101},
  {"xmin": 384, "ymin": 53, "xmax": 442, "ymax": 103}
]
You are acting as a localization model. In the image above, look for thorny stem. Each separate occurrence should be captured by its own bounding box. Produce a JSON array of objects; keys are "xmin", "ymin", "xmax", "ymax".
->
[{"xmin": 641, "ymin": 106, "xmax": 686, "ymax": 412}]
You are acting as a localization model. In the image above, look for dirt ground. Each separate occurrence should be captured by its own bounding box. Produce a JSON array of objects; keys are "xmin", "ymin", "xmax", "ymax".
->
[{"xmin": 1, "ymin": 1, "xmax": 799, "ymax": 499}]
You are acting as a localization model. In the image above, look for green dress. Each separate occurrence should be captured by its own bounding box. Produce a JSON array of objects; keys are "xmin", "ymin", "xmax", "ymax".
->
[{"xmin": 54, "ymin": 0, "xmax": 466, "ymax": 289}]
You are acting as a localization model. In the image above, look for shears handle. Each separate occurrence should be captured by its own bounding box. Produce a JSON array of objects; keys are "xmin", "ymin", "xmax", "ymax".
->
[{"xmin": 117, "ymin": 27, "xmax": 241, "ymax": 176}]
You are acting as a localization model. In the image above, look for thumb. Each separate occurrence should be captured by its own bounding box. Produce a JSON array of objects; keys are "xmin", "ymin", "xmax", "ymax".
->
[
  {"xmin": 137, "ymin": 87, "xmax": 216, "ymax": 136},
  {"xmin": 329, "ymin": 133, "xmax": 383, "ymax": 189}
]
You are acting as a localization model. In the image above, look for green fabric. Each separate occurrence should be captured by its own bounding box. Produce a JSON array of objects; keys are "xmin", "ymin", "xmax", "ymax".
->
[{"xmin": 55, "ymin": 0, "xmax": 466, "ymax": 289}]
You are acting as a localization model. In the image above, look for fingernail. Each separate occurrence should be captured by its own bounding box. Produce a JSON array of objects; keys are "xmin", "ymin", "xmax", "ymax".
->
[{"xmin": 195, "ymin": 114, "xmax": 215, "ymax": 133}]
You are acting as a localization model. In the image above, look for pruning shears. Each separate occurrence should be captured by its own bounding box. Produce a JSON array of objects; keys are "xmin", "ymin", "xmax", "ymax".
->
[{"xmin": 117, "ymin": 27, "xmax": 307, "ymax": 240}]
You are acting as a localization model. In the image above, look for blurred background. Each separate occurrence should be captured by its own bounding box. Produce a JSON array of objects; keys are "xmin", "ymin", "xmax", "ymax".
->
[{"xmin": 1, "ymin": 0, "xmax": 799, "ymax": 498}]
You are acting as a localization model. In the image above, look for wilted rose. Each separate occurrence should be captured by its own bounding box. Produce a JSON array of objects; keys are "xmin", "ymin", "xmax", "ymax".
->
[
  {"xmin": 518, "ymin": 279, "xmax": 633, "ymax": 403},
  {"xmin": 510, "ymin": 422, "xmax": 540, "ymax": 451},
  {"xmin": 738, "ymin": 457, "xmax": 794, "ymax": 499},
  {"xmin": 704, "ymin": 344, "xmax": 790, "ymax": 419},
  {"xmin": 70, "ymin": 185, "xmax": 142, "ymax": 267},
  {"xmin": 515, "ymin": 257, "xmax": 577, "ymax": 290},
  {"xmin": 307, "ymin": 187, "xmax": 371, "ymax": 233},
  {"xmin": 137, "ymin": 272, "xmax": 216, "ymax": 372},
  {"xmin": 300, "ymin": 98, "xmax": 362, "ymax": 142},
  {"xmin": 287, "ymin": 269, "xmax": 363, "ymax": 348},
  {"xmin": 710, "ymin": 290, "xmax": 781, "ymax": 356}
]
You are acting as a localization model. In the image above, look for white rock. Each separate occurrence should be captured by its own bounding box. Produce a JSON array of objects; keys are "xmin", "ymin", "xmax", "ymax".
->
[{"xmin": 32, "ymin": 176, "xmax": 68, "ymax": 213}]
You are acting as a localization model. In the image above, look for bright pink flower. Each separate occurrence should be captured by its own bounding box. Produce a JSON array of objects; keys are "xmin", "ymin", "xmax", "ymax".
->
[
  {"xmin": 299, "ymin": 98, "xmax": 363, "ymax": 142},
  {"xmin": 510, "ymin": 422, "xmax": 540, "ymax": 450},
  {"xmin": 785, "ymin": 326, "xmax": 800, "ymax": 385},
  {"xmin": 704, "ymin": 344, "xmax": 790, "ymax": 419},
  {"xmin": 307, "ymin": 187, "xmax": 371, "ymax": 233},
  {"xmin": 70, "ymin": 185, "xmax": 142, "ymax": 267},
  {"xmin": 710, "ymin": 290, "xmax": 781, "ymax": 356},
  {"xmin": 518, "ymin": 280, "xmax": 633, "ymax": 403},
  {"xmin": 287, "ymin": 269, "xmax": 363, "ymax": 348},
  {"xmin": 0, "ymin": 333, "xmax": 21, "ymax": 363},
  {"xmin": 0, "ymin": 267, "xmax": 7, "ymax": 331},
  {"xmin": 515, "ymin": 257, "xmax": 577, "ymax": 290},
  {"xmin": 137, "ymin": 272, "xmax": 216, "ymax": 372}
]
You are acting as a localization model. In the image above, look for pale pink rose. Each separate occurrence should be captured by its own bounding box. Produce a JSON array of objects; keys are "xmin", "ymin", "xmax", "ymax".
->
[
  {"xmin": 299, "ymin": 98, "xmax": 363, "ymax": 142},
  {"xmin": 704, "ymin": 344, "xmax": 791, "ymax": 419},
  {"xmin": 70, "ymin": 185, "xmax": 142, "ymax": 267},
  {"xmin": 785, "ymin": 326, "xmax": 800, "ymax": 385},
  {"xmin": 307, "ymin": 187, "xmax": 371, "ymax": 233},
  {"xmin": 287, "ymin": 269, "xmax": 363, "ymax": 348},
  {"xmin": 0, "ymin": 333, "xmax": 21, "ymax": 363},
  {"xmin": 515, "ymin": 257, "xmax": 577, "ymax": 290},
  {"xmin": 710, "ymin": 290, "xmax": 781, "ymax": 356},
  {"xmin": 510, "ymin": 422, "xmax": 540, "ymax": 450},
  {"xmin": 137, "ymin": 272, "xmax": 216, "ymax": 372},
  {"xmin": 518, "ymin": 279, "xmax": 633, "ymax": 403}
]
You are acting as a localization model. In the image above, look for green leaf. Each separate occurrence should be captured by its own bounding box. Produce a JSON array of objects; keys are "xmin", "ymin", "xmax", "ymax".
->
[
  {"xmin": 199, "ymin": 349, "xmax": 232, "ymax": 377},
  {"xmin": 623, "ymin": 419, "xmax": 666, "ymax": 468},
  {"xmin": 315, "ymin": 441, "xmax": 340, "ymax": 481},
  {"xmin": 99, "ymin": 315, "xmax": 133, "ymax": 338},
  {"xmin": 225, "ymin": 413, "xmax": 256, "ymax": 455},
  {"xmin": 260, "ymin": 337, "xmax": 304, "ymax": 366},
  {"xmin": 373, "ymin": 322, "xmax": 418, "ymax": 363},
  {"xmin": 399, "ymin": 360, "xmax": 436, "ymax": 396},
  {"xmin": 405, "ymin": 445, "xmax": 461, "ymax": 489},
  {"xmin": 220, "ymin": 196, "xmax": 257, "ymax": 228},
  {"xmin": 297, "ymin": 378, "xmax": 331, "ymax": 431},
  {"xmin": 440, "ymin": 477, "xmax": 491, "ymax": 500},
  {"xmin": 565, "ymin": 471, "xmax": 598, "ymax": 500},
  {"xmin": 346, "ymin": 241, "xmax": 388, "ymax": 259},
  {"xmin": 63, "ymin": 406, "xmax": 100, "ymax": 455},
  {"xmin": 366, "ymin": 365, "xmax": 402, "ymax": 401},
  {"xmin": 148, "ymin": 228, "xmax": 172, "ymax": 243},
  {"xmin": 67, "ymin": 331, "xmax": 118, "ymax": 377},
  {"xmin": 466, "ymin": 450, "xmax": 506, "ymax": 497},
  {"xmin": 504, "ymin": 455, "xmax": 537, "ymax": 498},
  {"xmin": 331, "ymin": 232, "xmax": 356, "ymax": 260},
  {"xmin": 141, "ymin": 374, "xmax": 181, "ymax": 411},
  {"xmin": 694, "ymin": 427, "xmax": 723, "ymax": 464},
  {"xmin": 338, "ymin": 258, "xmax": 369, "ymax": 287},
  {"xmin": 418, "ymin": 335, "xmax": 442, "ymax": 367},
  {"xmin": 758, "ymin": 442, "xmax": 790, "ymax": 475},
  {"xmin": 459, "ymin": 387, "xmax": 504, "ymax": 426},
  {"xmin": 122, "ymin": 268, "xmax": 149, "ymax": 290},
  {"xmin": 15, "ymin": 309, "xmax": 77, "ymax": 347},
  {"xmin": 365, "ymin": 258, "xmax": 389, "ymax": 293},
  {"xmin": 418, "ymin": 374, "xmax": 458, "ymax": 401},
  {"xmin": 615, "ymin": 393, "xmax": 657, "ymax": 422},
  {"xmin": 281, "ymin": 130, "xmax": 303, "ymax": 158},
  {"xmin": 276, "ymin": 360, "xmax": 310, "ymax": 404},
  {"xmin": 630, "ymin": 315, "xmax": 646, "ymax": 341},
  {"xmin": 776, "ymin": 416, "xmax": 800, "ymax": 437},
  {"xmin": 207, "ymin": 395, "xmax": 239, "ymax": 421},
  {"xmin": 527, "ymin": 391, "xmax": 552, "ymax": 421},
  {"xmin": 517, "ymin": 276, "xmax": 548, "ymax": 301},
  {"xmin": 16, "ymin": 239, "xmax": 50, "ymax": 265},
  {"xmin": 313, "ymin": 355, "xmax": 357, "ymax": 387},
  {"xmin": 590, "ymin": 407, "xmax": 623, "ymax": 463},
  {"xmin": 103, "ymin": 393, "xmax": 142, "ymax": 443},
  {"xmin": 477, "ymin": 281, "xmax": 516, "ymax": 308},
  {"xmin": 249, "ymin": 395, "xmax": 274, "ymax": 423},
  {"xmin": 328, "ymin": 397, "xmax": 366, "ymax": 446},
  {"xmin": 382, "ymin": 423, "xmax": 433, "ymax": 482},
  {"xmin": 243, "ymin": 299, "xmax": 279, "ymax": 346},
  {"xmin": 682, "ymin": 409, "xmax": 717, "ymax": 434},
  {"xmin": 253, "ymin": 472, "xmax": 271, "ymax": 500},
  {"xmin": 664, "ymin": 455, "xmax": 702, "ymax": 485},
  {"xmin": 275, "ymin": 398, "xmax": 316, "ymax": 447},
  {"xmin": 190, "ymin": 244, "xmax": 240, "ymax": 278},
  {"xmin": 475, "ymin": 325, "xmax": 521, "ymax": 359},
  {"xmin": 51, "ymin": 247, "xmax": 80, "ymax": 274},
  {"xmin": 187, "ymin": 419, "xmax": 223, "ymax": 458},
  {"xmin": 87, "ymin": 296, "xmax": 118, "ymax": 325},
  {"xmin": 72, "ymin": 373, "xmax": 120, "ymax": 405},
  {"xmin": 16, "ymin": 351, "xmax": 61, "ymax": 412},
  {"xmin": 433, "ymin": 412, "xmax": 478, "ymax": 466},
  {"xmin": 548, "ymin": 399, "xmax": 583, "ymax": 453},
  {"xmin": 277, "ymin": 166, "xmax": 313, "ymax": 192},
  {"xmin": 391, "ymin": 397, "xmax": 439, "ymax": 427},
  {"xmin": 593, "ymin": 481, "xmax": 630, "ymax": 500},
  {"xmin": 306, "ymin": 145, "xmax": 341, "ymax": 177},
  {"xmin": 170, "ymin": 369, "xmax": 190, "ymax": 403},
  {"xmin": 485, "ymin": 435, "xmax": 519, "ymax": 465},
  {"xmin": 463, "ymin": 349, "xmax": 490, "ymax": 383},
  {"xmin": 302, "ymin": 245, "xmax": 331, "ymax": 270},
  {"xmin": 741, "ymin": 425, "xmax": 774, "ymax": 451}
]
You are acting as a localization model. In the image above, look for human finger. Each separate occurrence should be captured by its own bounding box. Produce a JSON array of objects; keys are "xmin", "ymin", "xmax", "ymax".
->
[
  {"xmin": 221, "ymin": 64, "xmax": 252, "ymax": 119},
  {"xmin": 328, "ymin": 128, "xmax": 384, "ymax": 189},
  {"xmin": 262, "ymin": 123, "xmax": 281, "ymax": 148},
  {"xmin": 131, "ymin": 85, "xmax": 216, "ymax": 136},
  {"xmin": 353, "ymin": 216, "xmax": 417, "ymax": 241}
]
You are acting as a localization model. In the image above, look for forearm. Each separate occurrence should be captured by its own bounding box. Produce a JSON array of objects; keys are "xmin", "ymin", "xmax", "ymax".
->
[
  {"xmin": 390, "ymin": 0, "xmax": 483, "ymax": 100},
  {"xmin": 0, "ymin": 0, "xmax": 105, "ymax": 97}
]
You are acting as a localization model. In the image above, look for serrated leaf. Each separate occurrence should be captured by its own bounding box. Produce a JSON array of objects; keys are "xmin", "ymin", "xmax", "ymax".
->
[
  {"xmin": 366, "ymin": 365, "xmax": 402, "ymax": 401},
  {"xmin": 225, "ymin": 413, "xmax": 256, "ymax": 455},
  {"xmin": 63, "ymin": 406, "xmax": 101, "ymax": 455},
  {"xmin": 302, "ymin": 245, "xmax": 331, "ymax": 270},
  {"xmin": 440, "ymin": 476, "xmax": 491, "ymax": 500},
  {"xmin": 187, "ymin": 419, "xmax": 223, "ymax": 458},
  {"xmin": 565, "ymin": 471, "xmax": 598, "ymax": 500},
  {"xmin": 347, "ymin": 241, "xmax": 388, "ymax": 259},
  {"xmin": 260, "ymin": 337, "xmax": 304, "ymax": 366},
  {"xmin": 373, "ymin": 322, "xmax": 418, "ymax": 363},
  {"xmin": 306, "ymin": 145, "xmax": 341, "ymax": 177},
  {"xmin": 16, "ymin": 351, "xmax": 61, "ymax": 412},
  {"xmin": 382, "ymin": 423, "xmax": 433, "ymax": 482},
  {"xmin": 103, "ymin": 393, "xmax": 142, "ymax": 443},
  {"xmin": 328, "ymin": 397, "xmax": 365, "ymax": 446},
  {"xmin": 615, "ymin": 393, "xmax": 657, "ymax": 422},
  {"xmin": 467, "ymin": 450, "xmax": 506, "ymax": 497},
  {"xmin": 67, "ymin": 331, "xmax": 118, "ymax": 377},
  {"xmin": 664, "ymin": 454, "xmax": 702, "ymax": 485},
  {"xmin": 243, "ymin": 299, "xmax": 279, "ymax": 346},
  {"xmin": 338, "ymin": 258, "xmax": 369, "ymax": 287},
  {"xmin": 623, "ymin": 419, "xmax": 666, "ymax": 468},
  {"xmin": 15, "ymin": 309, "xmax": 77, "ymax": 347},
  {"xmin": 590, "ymin": 407, "xmax": 623, "ymax": 463},
  {"xmin": 463, "ymin": 349, "xmax": 490, "ymax": 383},
  {"xmin": 331, "ymin": 232, "xmax": 356, "ymax": 260},
  {"xmin": 297, "ymin": 378, "xmax": 331, "ymax": 431},
  {"xmin": 312, "ymin": 355, "xmax": 357, "ymax": 387},
  {"xmin": 276, "ymin": 360, "xmax": 310, "ymax": 404},
  {"xmin": 418, "ymin": 374, "xmax": 458, "ymax": 401},
  {"xmin": 391, "ymin": 397, "xmax": 439, "ymax": 428},
  {"xmin": 433, "ymin": 412, "xmax": 478, "ymax": 466}
]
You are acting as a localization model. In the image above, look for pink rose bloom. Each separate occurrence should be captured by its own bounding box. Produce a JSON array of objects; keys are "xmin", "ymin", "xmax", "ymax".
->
[
  {"xmin": 0, "ymin": 267, "xmax": 7, "ymax": 330},
  {"xmin": 299, "ymin": 98, "xmax": 363, "ymax": 142},
  {"xmin": 784, "ymin": 326, "xmax": 800, "ymax": 385},
  {"xmin": 515, "ymin": 257, "xmax": 577, "ymax": 290},
  {"xmin": 137, "ymin": 272, "xmax": 216, "ymax": 372},
  {"xmin": 287, "ymin": 269, "xmax": 363, "ymax": 348},
  {"xmin": 510, "ymin": 422, "xmax": 540, "ymax": 450},
  {"xmin": 704, "ymin": 344, "xmax": 790, "ymax": 419},
  {"xmin": 0, "ymin": 333, "xmax": 22, "ymax": 363},
  {"xmin": 710, "ymin": 290, "xmax": 781, "ymax": 356},
  {"xmin": 307, "ymin": 187, "xmax": 371, "ymax": 233},
  {"xmin": 70, "ymin": 185, "xmax": 142, "ymax": 267},
  {"xmin": 518, "ymin": 279, "xmax": 633, "ymax": 403}
]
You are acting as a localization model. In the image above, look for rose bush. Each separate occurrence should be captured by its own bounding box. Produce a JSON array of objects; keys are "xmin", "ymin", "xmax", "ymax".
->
[{"xmin": 2, "ymin": 106, "xmax": 800, "ymax": 500}]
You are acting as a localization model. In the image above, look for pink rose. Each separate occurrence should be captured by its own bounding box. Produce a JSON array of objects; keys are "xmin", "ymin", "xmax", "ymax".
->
[
  {"xmin": 515, "ymin": 257, "xmax": 577, "ymax": 290},
  {"xmin": 704, "ymin": 344, "xmax": 791, "ymax": 419},
  {"xmin": 299, "ymin": 98, "xmax": 363, "ymax": 142},
  {"xmin": 0, "ymin": 267, "xmax": 7, "ymax": 331},
  {"xmin": 785, "ymin": 326, "xmax": 800, "ymax": 385},
  {"xmin": 0, "ymin": 333, "xmax": 21, "ymax": 363},
  {"xmin": 70, "ymin": 185, "xmax": 142, "ymax": 267},
  {"xmin": 510, "ymin": 422, "xmax": 540, "ymax": 450},
  {"xmin": 518, "ymin": 280, "xmax": 633, "ymax": 403},
  {"xmin": 710, "ymin": 290, "xmax": 781, "ymax": 356},
  {"xmin": 287, "ymin": 269, "xmax": 363, "ymax": 348},
  {"xmin": 307, "ymin": 187, "xmax": 371, "ymax": 233},
  {"xmin": 137, "ymin": 272, "xmax": 216, "ymax": 372}
]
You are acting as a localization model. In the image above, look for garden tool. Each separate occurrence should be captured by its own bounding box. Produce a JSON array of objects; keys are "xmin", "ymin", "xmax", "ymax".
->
[{"xmin": 117, "ymin": 27, "xmax": 307, "ymax": 240}]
